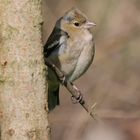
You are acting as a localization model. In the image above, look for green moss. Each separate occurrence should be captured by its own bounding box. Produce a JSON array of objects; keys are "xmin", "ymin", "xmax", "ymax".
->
[
  {"xmin": 4, "ymin": 25, "xmax": 19, "ymax": 40},
  {"xmin": 2, "ymin": 0, "xmax": 11, "ymax": 5},
  {"xmin": 0, "ymin": 75, "xmax": 5, "ymax": 84}
]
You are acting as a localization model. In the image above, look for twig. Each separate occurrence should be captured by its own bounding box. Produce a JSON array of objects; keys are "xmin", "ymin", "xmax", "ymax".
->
[{"xmin": 46, "ymin": 60, "xmax": 97, "ymax": 120}]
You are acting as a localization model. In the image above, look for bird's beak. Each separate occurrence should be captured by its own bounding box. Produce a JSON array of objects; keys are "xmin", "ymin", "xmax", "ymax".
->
[{"xmin": 84, "ymin": 21, "xmax": 96, "ymax": 29}]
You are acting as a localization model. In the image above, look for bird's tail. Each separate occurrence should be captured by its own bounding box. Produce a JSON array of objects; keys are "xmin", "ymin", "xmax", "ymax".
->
[{"xmin": 48, "ymin": 85, "xmax": 60, "ymax": 111}]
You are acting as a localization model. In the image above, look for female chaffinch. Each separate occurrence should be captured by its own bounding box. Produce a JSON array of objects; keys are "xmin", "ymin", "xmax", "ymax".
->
[{"xmin": 44, "ymin": 7, "xmax": 96, "ymax": 111}]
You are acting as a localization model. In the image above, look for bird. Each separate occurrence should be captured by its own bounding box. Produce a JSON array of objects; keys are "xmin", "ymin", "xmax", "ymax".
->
[{"xmin": 44, "ymin": 7, "xmax": 96, "ymax": 111}]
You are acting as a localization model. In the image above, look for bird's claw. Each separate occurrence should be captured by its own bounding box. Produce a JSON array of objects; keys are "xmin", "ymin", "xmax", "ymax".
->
[{"xmin": 71, "ymin": 90, "xmax": 84, "ymax": 104}]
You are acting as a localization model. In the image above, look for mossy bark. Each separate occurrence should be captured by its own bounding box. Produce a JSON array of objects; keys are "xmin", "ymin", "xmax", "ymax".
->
[{"xmin": 0, "ymin": 0, "xmax": 49, "ymax": 139}]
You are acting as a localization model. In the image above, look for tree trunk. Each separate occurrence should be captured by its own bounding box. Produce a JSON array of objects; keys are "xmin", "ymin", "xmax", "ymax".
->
[{"xmin": 0, "ymin": 0, "xmax": 49, "ymax": 139}]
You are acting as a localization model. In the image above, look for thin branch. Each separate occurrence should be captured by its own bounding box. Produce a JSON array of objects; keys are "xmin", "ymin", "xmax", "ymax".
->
[{"xmin": 46, "ymin": 60, "xmax": 98, "ymax": 120}]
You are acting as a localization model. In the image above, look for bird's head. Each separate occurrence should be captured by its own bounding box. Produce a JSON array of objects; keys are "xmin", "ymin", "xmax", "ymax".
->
[{"xmin": 59, "ymin": 7, "xmax": 96, "ymax": 36}]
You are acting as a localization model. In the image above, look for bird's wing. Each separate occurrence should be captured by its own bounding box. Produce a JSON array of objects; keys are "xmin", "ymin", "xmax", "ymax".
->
[{"xmin": 44, "ymin": 27, "xmax": 68, "ymax": 57}]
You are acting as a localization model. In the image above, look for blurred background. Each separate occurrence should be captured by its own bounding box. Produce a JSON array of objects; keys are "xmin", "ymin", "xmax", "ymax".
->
[{"xmin": 42, "ymin": 0, "xmax": 140, "ymax": 140}]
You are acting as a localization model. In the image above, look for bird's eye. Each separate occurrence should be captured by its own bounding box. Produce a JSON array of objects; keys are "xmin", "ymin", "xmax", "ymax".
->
[{"xmin": 74, "ymin": 22, "xmax": 80, "ymax": 27}]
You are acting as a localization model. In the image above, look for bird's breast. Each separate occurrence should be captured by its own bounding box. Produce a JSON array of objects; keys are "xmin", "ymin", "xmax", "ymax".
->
[{"xmin": 58, "ymin": 31, "xmax": 94, "ymax": 80}]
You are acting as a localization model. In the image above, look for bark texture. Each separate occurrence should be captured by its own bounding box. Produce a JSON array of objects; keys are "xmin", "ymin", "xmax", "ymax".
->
[{"xmin": 0, "ymin": 0, "xmax": 49, "ymax": 139}]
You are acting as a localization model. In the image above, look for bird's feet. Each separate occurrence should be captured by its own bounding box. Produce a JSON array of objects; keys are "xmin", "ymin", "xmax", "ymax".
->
[{"xmin": 71, "ymin": 84, "xmax": 84, "ymax": 104}]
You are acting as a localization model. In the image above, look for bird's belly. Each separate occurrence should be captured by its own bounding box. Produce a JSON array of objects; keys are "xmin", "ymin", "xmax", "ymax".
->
[
  {"xmin": 69, "ymin": 41, "xmax": 95, "ymax": 81},
  {"xmin": 58, "ymin": 39, "xmax": 89, "ymax": 78},
  {"xmin": 58, "ymin": 52, "xmax": 80, "ymax": 78}
]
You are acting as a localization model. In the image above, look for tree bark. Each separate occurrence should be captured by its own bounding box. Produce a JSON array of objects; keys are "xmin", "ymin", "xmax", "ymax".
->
[{"xmin": 0, "ymin": 0, "xmax": 49, "ymax": 139}]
